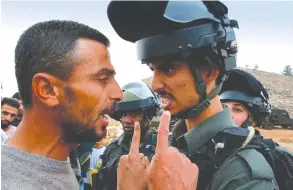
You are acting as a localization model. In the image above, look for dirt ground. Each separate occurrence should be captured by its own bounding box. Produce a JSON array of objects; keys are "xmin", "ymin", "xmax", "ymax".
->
[{"xmin": 258, "ymin": 128, "xmax": 293, "ymax": 151}]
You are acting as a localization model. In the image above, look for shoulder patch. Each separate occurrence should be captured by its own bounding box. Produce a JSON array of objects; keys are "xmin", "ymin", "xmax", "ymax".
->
[{"xmin": 237, "ymin": 149, "xmax": 274, "ymax": 180}]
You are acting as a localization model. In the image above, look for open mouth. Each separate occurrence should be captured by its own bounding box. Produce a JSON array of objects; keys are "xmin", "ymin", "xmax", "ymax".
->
[
  {"xmin": 94, "ymin": 114, "xmax": 109, "ymax": 137},
  {"xmin": 97, "ymin": 114, "xmax": 109, "ymax": 128},
  {"xmin": 123, "ymin": 126, "xmax": 134, "ymax": 132},
  {"xmin": 160, "ymin": 96, "xmax": 173, "ymax": 110}
]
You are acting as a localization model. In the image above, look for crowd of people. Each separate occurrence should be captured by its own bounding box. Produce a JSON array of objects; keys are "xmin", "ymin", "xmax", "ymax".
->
[{"xmin": 1, "ymin": 1, "xmax": 293, "ymax": 190}]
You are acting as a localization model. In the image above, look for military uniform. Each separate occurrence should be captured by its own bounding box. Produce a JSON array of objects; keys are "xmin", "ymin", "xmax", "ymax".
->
[
  {"xmin": 170, "ymin": 105, "xmax": 278, "ymax": 190},
  {"xmin": 106, "ymin": 1, "xmax": 280, "ymax": 189},
  {"xmin": 96, "ymin": 131, "xmax": 157, "ymax": 190}
]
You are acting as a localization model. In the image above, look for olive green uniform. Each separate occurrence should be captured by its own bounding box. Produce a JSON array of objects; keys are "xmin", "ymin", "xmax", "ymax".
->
[{"xmin": 170, "ymin": 105, "xmax": 279, "ymax": 190}]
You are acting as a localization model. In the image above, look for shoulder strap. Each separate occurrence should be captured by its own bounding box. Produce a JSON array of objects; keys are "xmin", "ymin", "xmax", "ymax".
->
[{"xmin": 262, "ymin": 138, "xmax": 277, "ymax": 150}]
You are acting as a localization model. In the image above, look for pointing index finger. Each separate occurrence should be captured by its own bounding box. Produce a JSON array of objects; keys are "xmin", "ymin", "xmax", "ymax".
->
[
  {"xmin": 129, "ymin": 121, "xmax": 141, "ymax": 155},
  {"xmin": 156, "ymin": 111, "xmax": 171, "ymax": 153}
]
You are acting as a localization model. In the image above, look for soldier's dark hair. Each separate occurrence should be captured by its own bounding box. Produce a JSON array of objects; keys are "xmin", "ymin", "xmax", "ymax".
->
[
  {"xmin": 15, "ymin": 20, "xmax": 110, "ymax": 108},
  {"xmin": 1, "ymin": 97, "xmax": 20, "ymax": 109}
]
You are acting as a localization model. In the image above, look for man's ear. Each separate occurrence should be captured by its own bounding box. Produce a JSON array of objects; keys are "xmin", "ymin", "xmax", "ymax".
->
[
  {"xmin": 200, "ymin": 66, "xmax": 220, "ymax": 84},
  {"xmin": 31, "ymin": 73, "xmax": 63, "ymax": 108}
]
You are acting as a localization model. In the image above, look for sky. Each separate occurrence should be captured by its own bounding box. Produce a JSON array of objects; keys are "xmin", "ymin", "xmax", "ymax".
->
[{"xmin": 1, "ymin": 0, "xmax": 293, "ymax": 97}]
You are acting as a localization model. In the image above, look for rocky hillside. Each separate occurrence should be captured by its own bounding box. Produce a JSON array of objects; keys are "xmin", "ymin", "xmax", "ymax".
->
[
  {"xmin": 241, "ymin": 68, "xmax": 293, "ymax": 117},
  {"xmin": 142, "ymin": 68, "xmax": 293, "ymax": 117}
]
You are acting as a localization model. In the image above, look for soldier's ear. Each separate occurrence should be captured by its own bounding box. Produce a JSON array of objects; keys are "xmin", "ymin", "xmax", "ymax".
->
[
  {"xmin": 252, "ymin": 121, "xmax": 257, "ymax": 127},
  {"xmin": 200, "ymin": 66, "xmax": 219, "ymax": 84},
  {"xmin": 199, "ymin": 66, "xmax": 219, "ymax": 95}
]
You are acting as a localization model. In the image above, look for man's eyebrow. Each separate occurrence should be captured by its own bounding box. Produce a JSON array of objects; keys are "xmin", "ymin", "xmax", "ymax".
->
[{"xmin": 90, "ymin": 68, "xmax": 116, "ymax": 78}]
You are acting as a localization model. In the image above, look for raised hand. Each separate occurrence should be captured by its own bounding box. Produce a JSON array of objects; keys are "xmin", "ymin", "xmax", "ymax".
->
[
  {"xmin": 147, "ymin": 111, "xmax": 199, "ymax": 190},
  {"xmin": 117, "ymin": 122, "xmax": 149, "ymax": 190}
]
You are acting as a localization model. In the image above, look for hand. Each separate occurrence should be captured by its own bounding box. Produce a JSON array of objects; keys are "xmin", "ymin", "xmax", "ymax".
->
[
  {"xmin": 147, "ymin": 111, "xmax": 199, "ymax": 190},
  {"xmin": 117, "ymin": 122, "xmax": 149, "ymax": 190}
]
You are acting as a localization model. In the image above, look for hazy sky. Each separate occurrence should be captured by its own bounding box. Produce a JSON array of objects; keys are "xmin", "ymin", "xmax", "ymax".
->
[{"xmin": 1, "ymin": 1, "xmax": 293, "ymax": 97}]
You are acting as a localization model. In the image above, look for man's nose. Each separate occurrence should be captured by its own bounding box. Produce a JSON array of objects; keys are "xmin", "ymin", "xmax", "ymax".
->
[
  {"xmin": 111, "ymin": 80, "xmax": 123, "ymax": 102},
  {"xmin": 151, "ymin": 71, "xmax": 164, "ymax": 93}
]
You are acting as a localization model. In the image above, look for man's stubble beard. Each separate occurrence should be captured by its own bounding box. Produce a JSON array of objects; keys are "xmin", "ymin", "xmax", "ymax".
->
[
  {"xmin": 57, "ymin": 86, "xmax": 106, "ymax": 143},
  {"xmin": 58, "ymin": 102, "xmax": 106, "ymax": 144},
  {"xmin": 1, "ymin": 121, "xmax": 10, "ymax": 129}
]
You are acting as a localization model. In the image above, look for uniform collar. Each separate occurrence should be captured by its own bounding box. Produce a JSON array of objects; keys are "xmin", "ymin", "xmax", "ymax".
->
[{"xmin": 172, "ymin": 104, "xmax": 237, "ymax": 153}]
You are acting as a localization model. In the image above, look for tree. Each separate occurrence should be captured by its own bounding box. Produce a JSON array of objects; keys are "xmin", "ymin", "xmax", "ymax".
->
[
  {"xmin": 253, "ymin": 64, "xmax": 259, "ymax": 71},
  {"xmin": 281, "ymin": 65, "xmax": 293, "ymax": 76},
  {"xmin": 245, "ymin": 64, "xmax": 249, "ymax": 69}
]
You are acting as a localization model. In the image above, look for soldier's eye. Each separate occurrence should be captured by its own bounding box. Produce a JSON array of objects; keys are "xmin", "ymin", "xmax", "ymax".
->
[{"xmin": 233, "ymin": 108, "xmax": 243, "ymax": 113}]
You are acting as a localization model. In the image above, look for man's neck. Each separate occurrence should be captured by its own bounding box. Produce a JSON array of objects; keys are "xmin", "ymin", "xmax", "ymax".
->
[
  {"xmin": 185, "ymin": 96, "xmax": 223, "ymax": 131},
  {"xmin": 5, "ymin": 109, "xmax": 74, "ymax": 161}
]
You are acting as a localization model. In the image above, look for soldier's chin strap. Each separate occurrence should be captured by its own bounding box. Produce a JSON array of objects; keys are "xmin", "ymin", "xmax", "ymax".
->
[
  {"xmin": 240, "ymin": 112, "xmax": 254, "ymax": 128},
  {"xmin": 175, "ymin": 70, "xmax": 228, "ymax": 119}
]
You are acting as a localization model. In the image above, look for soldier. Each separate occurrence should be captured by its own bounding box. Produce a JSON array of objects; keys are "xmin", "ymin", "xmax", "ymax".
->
[
  {"xmin": 96, "ymin": 81, "xmax": 160, "ymax": 190},
  {"xmin": 219, "ymin": 69, "xmax": 271, "ymax": 128},
  {"xmin": 107, "ymin": 1, "xmax": 278, "ymax": 190},
  {"xmin": 219, "ymin": 69, "xmax": 293, "ymax": 190}
]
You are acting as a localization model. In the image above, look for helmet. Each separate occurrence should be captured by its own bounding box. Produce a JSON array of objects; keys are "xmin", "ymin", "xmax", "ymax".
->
[
  {"xmin": 219, "ymin": 69, "xmax": 271, "ymax": 127},
  {"xmin": 111, "ymin": 81, "xmax": 160, "ymax": 121},
  {"xmin": 107, "ymin": 1, "xmax": 239, "ymax": 119}
]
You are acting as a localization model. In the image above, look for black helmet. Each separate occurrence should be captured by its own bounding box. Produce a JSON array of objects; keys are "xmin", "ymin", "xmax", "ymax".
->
[
  {"xmin": 111, "ymin": 81, "xmax": 160, "ymax": 121},
  {"xmin": 107, "ymin": 1, "xmax": 239, "ymax": 119},
  {"xmin": 220, "ymin": 69, "xmax": 271, "ymax": 127}
]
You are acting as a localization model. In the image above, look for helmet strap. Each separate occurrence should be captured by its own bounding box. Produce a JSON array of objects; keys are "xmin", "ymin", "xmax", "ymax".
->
[
  {"xmin": 174, "ymin": 57, "xmax": 228, "ymax": 119},
  {"xmin": 240, "ymin": 112, "xmax": 254, "ymax": 128}
]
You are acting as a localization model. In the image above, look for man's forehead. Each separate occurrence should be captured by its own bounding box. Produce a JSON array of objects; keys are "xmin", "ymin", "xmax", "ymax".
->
[
  {"xmin": 70, "ymin": 40, "xmax": 114, "ymax": 77},
  {"xmin": 1, "ymin": 104, "xmax": 18, "ymax": 113},
  {"xmin": 75, "ymin": 38, "xmax": 110, "ymax": 60}
]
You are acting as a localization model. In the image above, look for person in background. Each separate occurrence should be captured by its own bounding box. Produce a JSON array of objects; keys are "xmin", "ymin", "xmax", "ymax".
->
[
  {"xmin": 220, "ymin": 68, "xmax": 293, "ymax": 190},
  {"xmin": 1, "ymin": 97, "xmax": 20, "ymax": 137},
  {"xmin": 80, "ymin": 139, "xmax": 107, "ymax": 190},
  {"xmin": 11, "ymin": 92, "xmax": 23, "ymax": 127},
  {"xmin": 96, "ymin": 81, "xmax": 160, "ymax": 190},
  {"xmin": 219, "ymin": 69, "xmax": 271, "ymax": 128}
]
